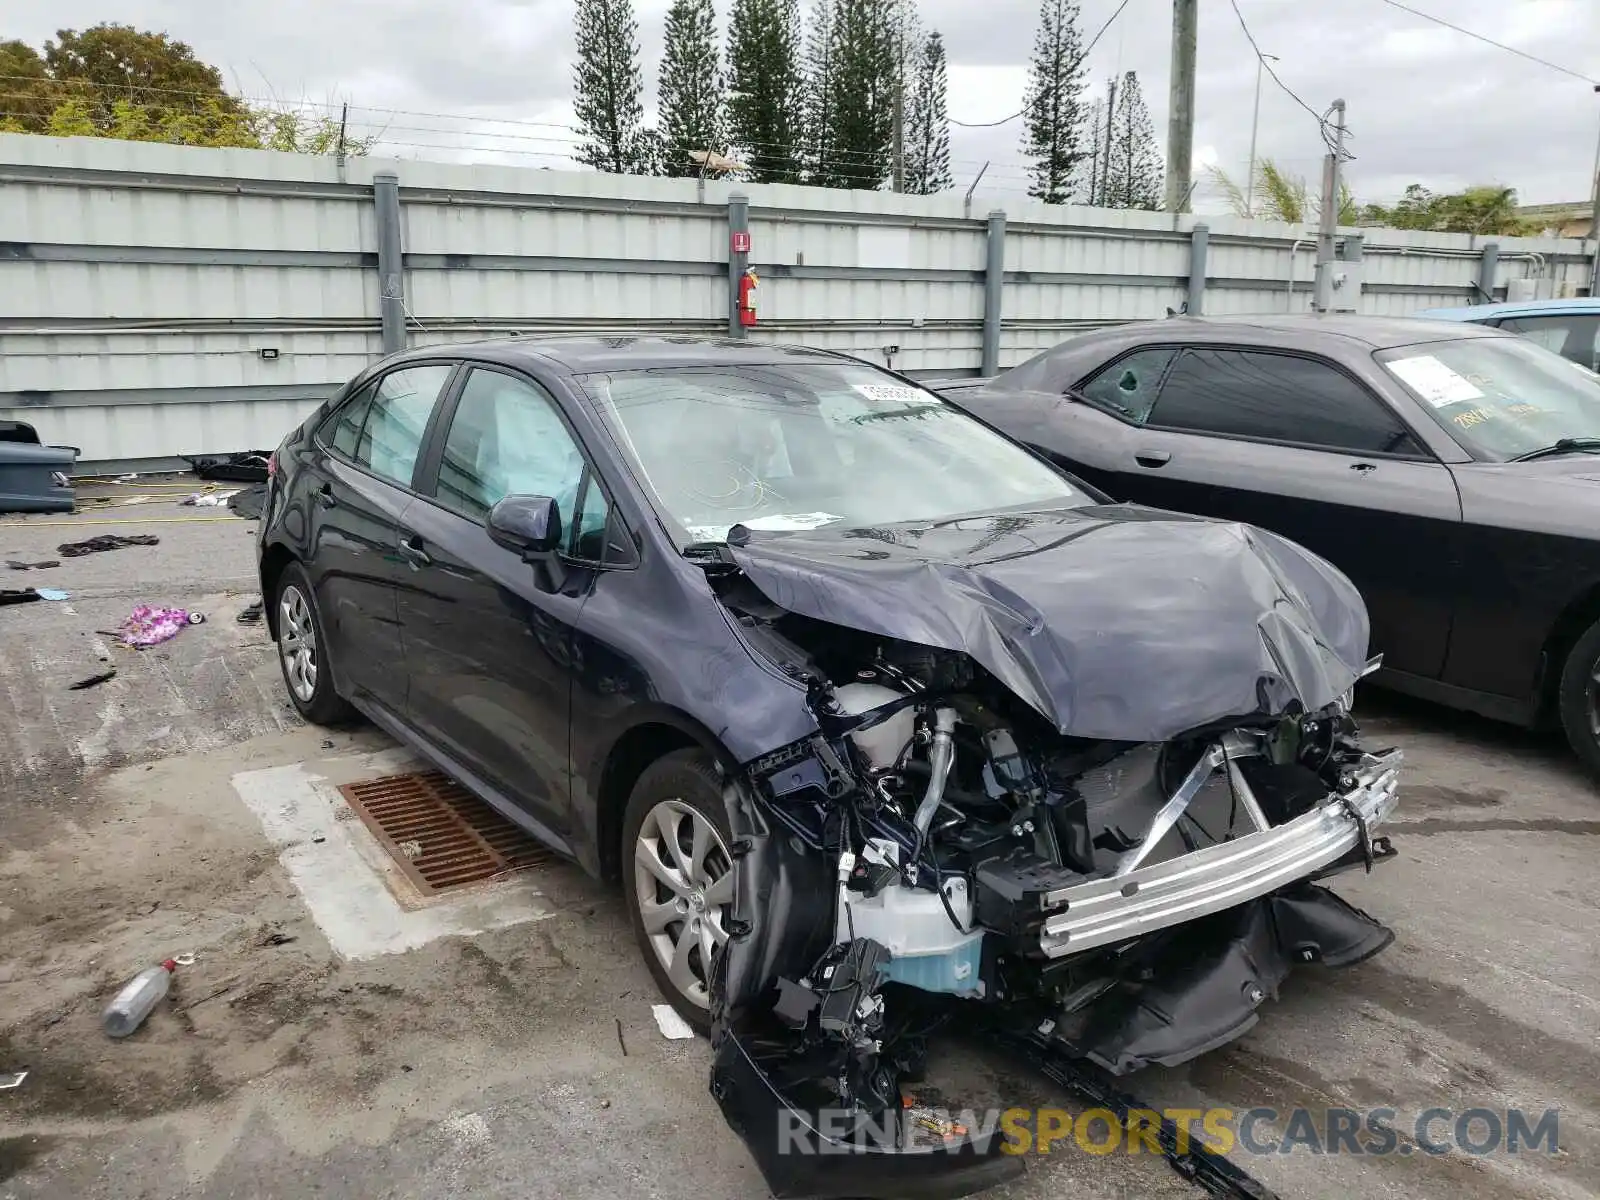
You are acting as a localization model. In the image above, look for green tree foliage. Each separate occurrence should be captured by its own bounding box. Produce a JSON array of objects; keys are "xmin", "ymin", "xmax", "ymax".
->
[
  {"xmin": 726, "ymin": 0, "xmax": 805, "ymax": 183},
  {"xmin": 0, "ymin": 26, "xmax": 364, "ymax": 154},
  {"xmin": 824, "ymin": 0, "xmax": 895, "ymax": 190},
  {"xmin": 1209, "ymin": 157, "xmax": 1357, "ymax": 225},
  {"xmin": 1102, "ymin": 70, "xmax": 1161, "ymax": 209},
  {"xmin": 1359, "ymin": 184, "xmax": 1535, "ymax": 235},
  {"xmin": 902, "ymin": 31, "xmax": 951, "ymax": 195},
  {"xmin": 800, "ymin": 0, "xmax": 838, "ymax": 184},
  {"xmin": 1021, "ymin": 0, "xmax": 1088, "ymax": 204},
  {"xmin": 658, "ymin": 0, "xmax": 725, "ymax": 177},
  {"xmin": 571, "ymin": 0, "xmax": 651, "ymax": 174}
]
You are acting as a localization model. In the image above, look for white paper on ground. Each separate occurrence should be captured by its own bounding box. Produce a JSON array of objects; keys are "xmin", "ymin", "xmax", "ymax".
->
[
  {"xmin": 1386, "ymin": 354, "xmax": 1484, "ymax": 408},
  {"xmin": 652, "ymin": 1003, "xmax": 697, "ymax": 1040}
]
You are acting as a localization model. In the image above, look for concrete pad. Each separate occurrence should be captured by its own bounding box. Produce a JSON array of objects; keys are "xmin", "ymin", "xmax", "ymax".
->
[{"xmin": 230, "ymin": 750, "xmax": 555, "ymax": 960}]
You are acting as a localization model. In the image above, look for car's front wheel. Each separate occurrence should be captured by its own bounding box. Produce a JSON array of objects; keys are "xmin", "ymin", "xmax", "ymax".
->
[
  {"xmin": 1557, "ymin": 615, "xmax": 1600, "ymax": 779},
  {"xmin": 273, "ymin": 561, "xmax": 354, "ymax": 726},
  {"xmin": 622, "ymin": 749, "xmax": 735, "ymax": 1034}
]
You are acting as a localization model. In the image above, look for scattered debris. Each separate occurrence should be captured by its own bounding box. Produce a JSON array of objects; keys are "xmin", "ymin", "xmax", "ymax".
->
[
  {"xmin": 615, "ymin": 1018, "xmax": 628, "ymax": 1056},
  {"xmin": 103, "ymin": 958, "xmax": 184, "ymax": 1038},
  {"xmin": 34, "ymin": 587, "xmax": 69, "ymax": 601},
  {"xmin": 5, "ymin": 559, "xmax": 58, "ymax": 570},
  {"xmin": 228, "ymin": 484, "xmax": 268, "ymax": 521},
  {"xmin": 0, "ymin": 588, "xmax": 41, "ymax": 606},
  {"xmin": 320, "ymin": 738, "xmax": 335, "ymax": 749},
  {"xmin": 58, "ymin": 533, "xmax": 160, "ymax": 558},
  {"xmin": 651, "ymin": 1004, "xmax": 696, "ymax": 1041},
  {"xmin": 398, "ymin": 839, "xmax": 423, "ymax": 860},
  {"xmin": 0, "ymin": 1070, "xmax": 28, "ymax": 1090},
  {"xmin": 116, "ymin": 605, "xmax": 202, "ymax": 648},
  {"xmin": 237, "ymin": 598, "xmax": 265, "ymax": 625},
  {"xmin": 68, "ymin": 668, "xmax": 117, "ymax": 690},
  {"xmin": 180, "ymin": 491, "xmax": 236, "ymax": 507},
  {"xmin": 182, "ymin": 451, "xmax": 271, "ymax": 483},
  {"xmin": 259, "ymin": 931, "xmax": 297, "ymax": 947}
]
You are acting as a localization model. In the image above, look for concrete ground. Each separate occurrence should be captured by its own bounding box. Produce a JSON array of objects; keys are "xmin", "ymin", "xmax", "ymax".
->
[{"xmin": 0, "ymin": 484, "xmax": 1596, "ymax": 1200}]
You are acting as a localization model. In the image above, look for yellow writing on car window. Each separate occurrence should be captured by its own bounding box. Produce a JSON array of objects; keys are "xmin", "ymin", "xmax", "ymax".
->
[
  {"xmin": 1452, "ymin": 407, "xmax": 1493, "ymax": 430},
  {"xmin": 1506, "ymin": 403, "xmax": 1543, "ymax": 418}
]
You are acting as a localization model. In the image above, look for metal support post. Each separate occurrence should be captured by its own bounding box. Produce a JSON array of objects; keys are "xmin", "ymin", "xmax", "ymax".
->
[
  {"xmin": 982, "ymin": 211, "xmax": 1006, "ymax": 377},
  {"xmin": 1187, "ymin": 223, "xmax": 1209, "ymax": 315},
  {"xmin": 728, "ymin": 193, "xmax": 750, "ymax": 339},
  {"xmin": 373, "ymin": 172, "xmax": 406, "ymax": 355}
]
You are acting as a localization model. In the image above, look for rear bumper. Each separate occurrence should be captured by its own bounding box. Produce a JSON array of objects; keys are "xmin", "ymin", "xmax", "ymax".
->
[{"xmin": 1038, "ymin": 749, "xmax": 1401, "ymax": 957}]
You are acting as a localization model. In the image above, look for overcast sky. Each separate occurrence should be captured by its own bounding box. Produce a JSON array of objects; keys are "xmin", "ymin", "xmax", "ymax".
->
[{"xmin": 8, "ymin": 0, "xmax": 1600, "ymax": 210}]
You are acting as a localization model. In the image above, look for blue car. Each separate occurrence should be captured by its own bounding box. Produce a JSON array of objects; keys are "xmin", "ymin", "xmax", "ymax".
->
[{"xmin": 1416, "ymin": 297, "xmax": 1600, "ymax": 371}]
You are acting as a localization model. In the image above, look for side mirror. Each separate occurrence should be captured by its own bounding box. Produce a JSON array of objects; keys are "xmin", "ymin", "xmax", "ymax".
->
[{"xmin": 488, "ymin": 494, "xmax": 562, "ymax": 558}]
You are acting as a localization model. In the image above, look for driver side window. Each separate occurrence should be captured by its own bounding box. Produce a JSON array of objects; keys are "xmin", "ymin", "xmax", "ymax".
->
[{"xmin": 434, "ymin": 367, "xmax": 611, "ymax": 559}]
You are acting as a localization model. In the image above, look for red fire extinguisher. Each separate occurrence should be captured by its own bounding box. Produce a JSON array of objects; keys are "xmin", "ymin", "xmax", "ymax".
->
[{"xmin": 738, "ymin": 268, "xmax": 759, "ymax": 328}]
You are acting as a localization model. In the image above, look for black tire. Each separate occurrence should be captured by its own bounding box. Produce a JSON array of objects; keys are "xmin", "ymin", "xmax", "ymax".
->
[
  {"xmin": 272, "ymin": 561, "xmax": 355, "ymax": 726},
  {"xmin": 1557, "ymin": 616, "xmax": 1600, "ymax": 779},
  {"xmin": 621, "ymin": 749, "xmax": 735, "ymax": 1036}
]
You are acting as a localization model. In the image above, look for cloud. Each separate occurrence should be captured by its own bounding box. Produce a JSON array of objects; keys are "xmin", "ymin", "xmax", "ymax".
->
[{"xmin": 7, "ymin": 0, "xmax": 1599, "ymax": 205}]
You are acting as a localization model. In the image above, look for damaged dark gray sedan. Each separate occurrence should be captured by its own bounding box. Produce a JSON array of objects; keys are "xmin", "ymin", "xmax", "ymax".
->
[{"xmin": 259, "ymin": 336, "xmax": 1402, "ymax": 1200}]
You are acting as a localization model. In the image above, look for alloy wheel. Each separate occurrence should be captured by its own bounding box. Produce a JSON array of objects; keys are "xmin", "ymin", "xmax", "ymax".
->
[
  {"xmin": 633, "ymin": 798, "xmax": 734, "ymax": 1009},
  {"xmin": 278, "ymin": 584, "xmax": 318, "ymax": 704}
]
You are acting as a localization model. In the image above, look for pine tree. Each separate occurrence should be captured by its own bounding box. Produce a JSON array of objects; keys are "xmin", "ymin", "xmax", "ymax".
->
[
  {"xmin": 1103, "ymin": 70, "xmax": 1162, "ymax": 209},
  {"xmin": 572, "ymin": 0, "xmax": 649, "ymax": 174},
  {"xmin": 903, "ymin": 31, "xmax": 952, "ymax": 195},
  {"xmin": 727, "ymin": 0, "xmax": 805, "ymax": 183},
  {"xmin": 1075, "ymin": 97, "xmax": 1106, "ymax": 204},
  {"xmin": 827, "ymin": 0, "xmax": 895, "ymax": 190},
  {"xmin": 658, "ymin": 0, "xmax": 725, "ymax": 177},
  {"xmin": 1020, "ymin": 0, "xmax": 1088, "ymax": 205},
  {"xmin": 802, "ymin": 0, "xmax": 838, "ymax": 185}
]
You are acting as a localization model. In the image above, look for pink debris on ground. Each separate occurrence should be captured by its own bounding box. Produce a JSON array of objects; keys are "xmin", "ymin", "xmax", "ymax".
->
[{"xmin": 117, "ymin": 605, "xmax": 194, "ymax": 648}]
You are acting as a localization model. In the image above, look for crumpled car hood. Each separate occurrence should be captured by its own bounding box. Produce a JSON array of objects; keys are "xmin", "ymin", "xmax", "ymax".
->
[{"xmin": 727, "ymin": 504, "xmax": 1371, "ymax": 741}]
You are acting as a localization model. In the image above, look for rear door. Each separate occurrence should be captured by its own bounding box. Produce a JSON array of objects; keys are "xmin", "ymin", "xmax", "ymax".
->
[
  {"xmin": 300, "ymin": 361, "xmax": 458, "ymax": 710},
  {"xmin": 1126, "ymin": 347, "xmax": 1463, "ymax": 678},
  {"xmin": 395, "ymin": 364, "xmax": 619, "ymax": 836}
]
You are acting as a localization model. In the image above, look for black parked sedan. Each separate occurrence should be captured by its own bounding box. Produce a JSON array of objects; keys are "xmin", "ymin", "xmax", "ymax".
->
[
  {"xmin": 260, "ymin": 335, "xmax": 1404, "ymax": 1198},
  {"xmin": 939, "ymin": 314, "xmax": 1600, "ymax": 777}
]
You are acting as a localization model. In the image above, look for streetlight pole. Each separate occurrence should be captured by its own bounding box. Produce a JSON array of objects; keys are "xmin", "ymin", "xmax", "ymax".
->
[
  {"xmin": 1589, "ymin": 84, "xmax": 1600, "ymax": 296},
  {"xmin": 1244, "ymin": 54, "xmax": 1276, "ymax": 219}
]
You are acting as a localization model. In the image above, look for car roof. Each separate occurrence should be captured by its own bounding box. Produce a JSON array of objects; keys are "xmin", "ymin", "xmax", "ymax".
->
[
  {"xmin": 1413, "ymin": 297, "xmax": 1600, "ymax": 322},
  {"xmin": 1035, "ymin": 312, "xmax": 1509, "ymax": 357},
  {"xmin": 384, "ymin": 333, "xmax": 848, "ymax": 374}
]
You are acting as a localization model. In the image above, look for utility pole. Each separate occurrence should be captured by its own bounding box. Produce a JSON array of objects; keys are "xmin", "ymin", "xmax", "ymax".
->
[
  {"xmin": 1101, "ymin": 75, "xmax": 1118, "ymax": 207},
  {"xmin": 1313, "ymin": 98, "xmax": 1347, "ymax": 313},
  {"xmin": 891, "ymin": 23, "xmax": 907, "ymax": 193},
  {"xmin": 1589, "ymin": 84, "xmax": 1600, "ymax": 296},
  {"xmin": 1163, "ymin": 0, "xmax": 1197, "ymax": 212}
]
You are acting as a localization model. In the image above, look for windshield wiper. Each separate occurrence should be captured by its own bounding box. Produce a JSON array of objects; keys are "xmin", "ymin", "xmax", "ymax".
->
[{"xmin": 1512, "ymin": 437, "xmax": 1600, "ymax": 463}]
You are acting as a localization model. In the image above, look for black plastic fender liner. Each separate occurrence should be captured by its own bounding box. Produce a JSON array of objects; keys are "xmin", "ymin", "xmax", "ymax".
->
[
  {"xmin": 1071, "ymin": 883, "xmax": 1395, "ymax": 1076},
  {"xmin": 711, "ymin": 1024, "xmax": 1026, "ymax": 1200}
]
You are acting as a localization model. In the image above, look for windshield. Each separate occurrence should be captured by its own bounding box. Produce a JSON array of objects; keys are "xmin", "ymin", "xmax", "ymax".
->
[
  {"xmin": 1377, "ymin": 336, "xmax": 1600, "ymax": 461},
  {"xmin": 581, "ymin": 362, "xmax": 1087, "ymax": 542}
]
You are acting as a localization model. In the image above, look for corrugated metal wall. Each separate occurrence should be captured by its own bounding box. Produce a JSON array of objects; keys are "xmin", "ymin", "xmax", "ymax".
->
[{"xmin": 1, "ymin": 133, "xmax": 1591, "ymax": 469}]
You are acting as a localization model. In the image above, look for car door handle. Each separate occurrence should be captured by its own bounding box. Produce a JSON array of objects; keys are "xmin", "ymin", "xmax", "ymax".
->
[
  {"xmin": 1350, "ymin": 462, "xmax": 1377, "ymax": 474},
  {"xmin": 397, "ymin": 537, "xmax": 431, "ymax": 569},
  {"xmin": 1134, "ymin": 449, "xmax": 1171, "ymax": 468},
  {"xmin": 316, "ymin": 483, "xmax": 337, "ymax": 508}
]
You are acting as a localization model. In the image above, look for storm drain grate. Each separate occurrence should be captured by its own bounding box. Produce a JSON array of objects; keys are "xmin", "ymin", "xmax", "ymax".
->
[{"xmin": 338, "ymin": 770, "xmax": 557, "ymax": 895}]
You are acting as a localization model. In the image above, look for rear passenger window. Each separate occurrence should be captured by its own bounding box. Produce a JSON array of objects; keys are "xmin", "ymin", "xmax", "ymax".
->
[
  {"xmin": 354, "ymin": 364, "xmax": 454, "ymax": 488},
  {"xmin": 1077, "ymin": 348, "xmax": 1178, "ymax": 424},
  {"xmin": 321, "ymin": 383, "xmax": 376, "ymax": 458}
]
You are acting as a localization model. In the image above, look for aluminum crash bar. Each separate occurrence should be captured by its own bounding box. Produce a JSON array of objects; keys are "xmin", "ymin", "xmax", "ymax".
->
[{"xmin": 1038, "ymin": 749, "xmax": 1401, "ymax": 958}]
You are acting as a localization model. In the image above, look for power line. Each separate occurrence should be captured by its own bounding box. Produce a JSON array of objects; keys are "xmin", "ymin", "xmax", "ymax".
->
[
  {"xmin": 1227, "ymin": 0, "xmax": 1352, "ymax": 159},
  {"xmin": 949, "ymin": 0, "xmax": 1136, "ymax": 128},
  {"xmin": 1375, "ymin": 0, "xmax": 1599, "ymax": 85}
]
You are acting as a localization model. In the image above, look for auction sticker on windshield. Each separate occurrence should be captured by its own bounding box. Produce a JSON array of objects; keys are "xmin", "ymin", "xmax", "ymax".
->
[
  {"xmin": 853, "ymin": 384, "xmax": 930, "ymax": 405},
  {"xmin": 1387, "ymin": 354, "xmax": 1485, "ymax": 408}
]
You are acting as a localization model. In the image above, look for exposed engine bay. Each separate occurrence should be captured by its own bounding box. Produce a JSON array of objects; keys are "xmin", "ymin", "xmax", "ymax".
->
[{"xmin": 699, "ymin": 521, "xmax": 1403, "ymax": 1200}]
